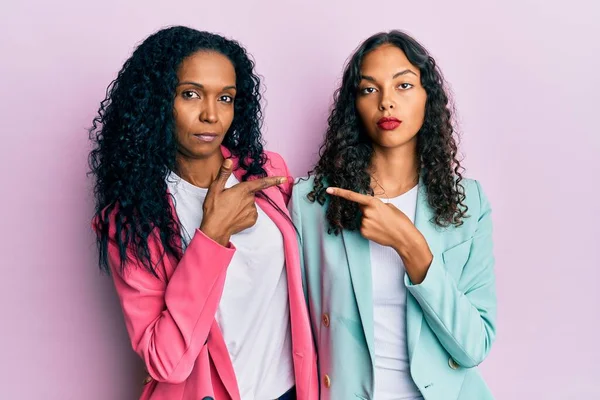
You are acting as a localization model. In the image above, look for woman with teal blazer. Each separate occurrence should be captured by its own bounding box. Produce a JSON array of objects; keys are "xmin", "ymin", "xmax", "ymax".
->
[{"xmin": 290, "ymin": 31, "xmax": 496, "ymax": 400}]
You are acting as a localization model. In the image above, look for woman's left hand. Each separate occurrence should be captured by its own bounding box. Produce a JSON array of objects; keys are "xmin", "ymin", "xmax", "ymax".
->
[{"xmin": 327, "ymin": 187, "xmax": 433, "ymax": 283}]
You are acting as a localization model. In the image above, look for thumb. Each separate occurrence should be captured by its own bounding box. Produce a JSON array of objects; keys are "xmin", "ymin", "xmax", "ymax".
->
[{"xmin": 210, "ymin": 158, "xmax": 233, "ymax": 193}]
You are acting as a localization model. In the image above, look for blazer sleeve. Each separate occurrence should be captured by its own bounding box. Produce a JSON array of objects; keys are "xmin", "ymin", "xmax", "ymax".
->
[
  {"xmin": 106, "ymin": 225, "xmax": 235, "ymax": 383},
  {"xmin": 404, "ymin": 180, "xmax": 497, "ymax": 368}
]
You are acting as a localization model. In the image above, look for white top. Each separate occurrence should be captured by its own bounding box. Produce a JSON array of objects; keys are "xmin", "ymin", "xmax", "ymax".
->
[
  {"xmin": 370, "ymin": 185, "xmax": 423, "ymax": 400},
  {"xmin": 166, "ymin": 172, "xmax": 294, "ymax": 400}
]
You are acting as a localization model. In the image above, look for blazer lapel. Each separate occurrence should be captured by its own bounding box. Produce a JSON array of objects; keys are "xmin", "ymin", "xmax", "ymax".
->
[
  {"xmin": 341, "ymin": 228, "xmax": 375, "ymax": 364},
  {"xmin": 407, "ymin": 181, "xmax": 441, "ymax": 363},
  {"xmin": 207, "ymin": 322, "xmax": 241, "ymax": 400},
  {"xmin": 338, "ymin": 179, "xmax": 443, "ymax": 368},
  {"xmin": 230, "ymin": 152, "xmax": 307, "ymax": 388}
]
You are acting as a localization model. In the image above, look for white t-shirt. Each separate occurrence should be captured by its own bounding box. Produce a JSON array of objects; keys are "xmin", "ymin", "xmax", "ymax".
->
[
  {"xmin": 166, "ymin": 172, "xmax": 294, "ymax": 400},
  {"xmin": 370, "ymin": 185, "xmax": 423, "ymax": 400}
]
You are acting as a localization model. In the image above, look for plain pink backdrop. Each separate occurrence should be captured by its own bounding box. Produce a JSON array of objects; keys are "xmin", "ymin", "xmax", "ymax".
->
[{"xmin": 1, "ymin": 0, "xmax": 598, "ymax": 398}]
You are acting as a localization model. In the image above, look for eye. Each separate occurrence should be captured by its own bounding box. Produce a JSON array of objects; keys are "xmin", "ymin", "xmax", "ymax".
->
[
  {"xmin": 398, "ymin": 83, "xmax": 414, "ymax": 90},
  {"xmin": 360, "ymin": 87, "xmax": 377, "ymax": 95},
  {"xmin": 182, "ymin": 90, "xmax": 200, "ymax": 99},
  {"xmin": 219, "ymin": 95, "xmax": 234, "ymax": 103}
]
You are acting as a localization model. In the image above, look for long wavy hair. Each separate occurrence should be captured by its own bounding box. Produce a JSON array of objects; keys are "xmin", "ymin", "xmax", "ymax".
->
[
  {"xmin": 89, "ymin": 26, "xmax": 270, "ymax": 276},
  {"xmin": 308, "ymin": 30, "xmax": 468, "ymax": 233}
]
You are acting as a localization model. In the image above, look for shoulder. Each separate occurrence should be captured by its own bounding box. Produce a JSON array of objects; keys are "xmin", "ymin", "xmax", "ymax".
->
[
  {"xmin": 459, "ymin": 178, "xmax": 491, "ymax": 219},
  {"xmin": 292, "ymin": 175, "xmax": 316, "ymax": 197},
  {"xmin": 92, "ymin": 203, "xmax": 119, "ymax": 238},
  {"xmin": 262, "ymin": 150, "xmax": 290, "ymax": 177},
  {"xmin": 433, "ymin": 177, "xmax": 491, "ymax": 239},
  {"xmin": 290, "ymin": 175, "xmax": 329, "ymax": 224},
  {"xmin": 291, "ymin": 175, "xmax": 320, "ymax": 208},
  {"xmin": 262, "ymin": 150, "xmax": 293, "ymax": 202}
]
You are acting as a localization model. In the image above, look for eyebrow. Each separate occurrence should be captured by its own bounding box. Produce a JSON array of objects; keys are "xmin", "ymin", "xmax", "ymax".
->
[
  {"xmin": 360, "ymin": 69, "xmax": 418, "ymax": 82},
  {"xmin": 177, "ymin": 81, "xmax": 237, "ymax": 91}
]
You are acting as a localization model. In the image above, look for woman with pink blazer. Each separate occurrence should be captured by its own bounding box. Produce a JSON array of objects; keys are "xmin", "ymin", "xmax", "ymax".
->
[{"xmin": 88, "ymin": 26, "xmax": 317, "ymax": 400}]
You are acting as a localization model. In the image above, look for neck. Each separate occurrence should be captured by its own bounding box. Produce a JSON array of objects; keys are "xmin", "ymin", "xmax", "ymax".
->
[
  {"xmin": 175, "ymin": 150, "xmax": 225, "ymax": 188},
  {"xmin": 370, "ymin": 139, "xmax": 419, "ymax": 198}
]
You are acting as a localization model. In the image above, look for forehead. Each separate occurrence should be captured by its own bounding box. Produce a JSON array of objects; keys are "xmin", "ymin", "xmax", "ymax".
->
[
  {"xmin": 177, "ymin": 50, "xmax": 236, "ymax": 83},
  {"xmin": 360, "ymin": 44, "xmax": 419, "ymax": 78}
]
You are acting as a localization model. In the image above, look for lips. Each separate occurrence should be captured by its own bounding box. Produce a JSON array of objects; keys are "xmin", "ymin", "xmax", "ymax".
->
[
  {"xmin": 193, "ymin": 133, "xmax": 218, "ymax": 142},
  {"xmin": 377, "ymin": 117, "xmax": 402, "ymax": 131}
]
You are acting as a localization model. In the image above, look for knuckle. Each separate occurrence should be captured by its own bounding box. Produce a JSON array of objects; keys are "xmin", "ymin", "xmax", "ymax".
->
[{"xmin": 250, "ymin": 211, "xmax": 258, "ymax": 223}]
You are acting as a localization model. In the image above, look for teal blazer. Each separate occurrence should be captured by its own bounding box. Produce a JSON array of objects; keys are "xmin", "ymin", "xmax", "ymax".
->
[{"xmin": 290, "ymin": 177, "xmax": 496, "ymax": 400}]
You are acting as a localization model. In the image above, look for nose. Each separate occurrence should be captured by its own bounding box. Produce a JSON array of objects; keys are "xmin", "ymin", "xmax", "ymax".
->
[
  {"xmin": 378, "ymin": 88, "xmax": 396, "ymax": 111},
  {"xmin": 199, "ymin": 100, "xmax": 218, "ymax": 123},
  {"xmin": 378, "ymin": 98, "xmax": 395, "ymax": 111}
]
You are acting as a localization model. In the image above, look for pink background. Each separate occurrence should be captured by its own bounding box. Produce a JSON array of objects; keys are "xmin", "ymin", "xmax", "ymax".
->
[{"xmin": 1, "ymin": 0, "xmax": 598, "ymax": 398}]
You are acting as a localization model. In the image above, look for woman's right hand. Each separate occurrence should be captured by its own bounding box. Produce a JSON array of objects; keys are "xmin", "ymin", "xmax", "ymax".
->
[{"xmin": 199, "ymin": 158, "xmax": 287, "ymax": 247}]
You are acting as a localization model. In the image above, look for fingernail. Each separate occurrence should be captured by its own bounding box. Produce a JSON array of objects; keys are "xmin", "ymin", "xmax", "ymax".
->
[
  {"xmin": 280, "ymin": 177, "xmax": 288, "ymax": 184},
  {"xmin": 326, "ymin": 187, "xmax": 334, "ymax": 194}
]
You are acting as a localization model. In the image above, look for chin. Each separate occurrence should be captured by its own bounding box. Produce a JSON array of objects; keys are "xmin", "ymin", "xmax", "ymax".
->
[
  {"xmin": 372, "ymin": 132, "xmax": 417, "ymax": 149},
  {"xmin": 376, "ymin": 141, "xmax": 405, "ymax": 149},
  {"xmin": 181, "ymin": 141, "xmax": 224, "ymax": 159}
]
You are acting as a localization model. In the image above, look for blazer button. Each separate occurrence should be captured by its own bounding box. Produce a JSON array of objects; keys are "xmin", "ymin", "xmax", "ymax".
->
[
  {"xmin": 324, "ymin": 374, "xmax": 331, "ymax": 388},
  {"xmin": 143, "ymin": 375, "xmax": 153, "ymax": 385},
  {"xmin": 448, "ymin": 358, "xmax": 460, "ymax": 370},
  {"xmin": 322, "ymin": 313, "xmax": 330, "ymax": 327}
]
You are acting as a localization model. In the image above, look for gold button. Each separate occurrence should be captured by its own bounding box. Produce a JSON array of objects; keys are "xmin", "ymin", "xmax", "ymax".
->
[
  {"xmin": 324, "ymin": 374, "xmax": 331, "ymax": 388},
  {"xmin": 322, "ymin": 313, "xmax": 330, "ymax": 327},
  {"xmin": 448, "ymin": 358, "xmax": 460, "ymax": 370},
  {"xmin": 143, "ymin": 375, "xmax": 153, "ymax": 385}
]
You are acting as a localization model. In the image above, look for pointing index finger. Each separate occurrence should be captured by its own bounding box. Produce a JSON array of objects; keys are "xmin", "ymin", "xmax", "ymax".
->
[
  {"xmin": 240, "ymin": 176, "xmax": 288, "ymax": 194},
  {"xmin": 326, "ymin": 187, "xmax": 373, "ymax": 206}
]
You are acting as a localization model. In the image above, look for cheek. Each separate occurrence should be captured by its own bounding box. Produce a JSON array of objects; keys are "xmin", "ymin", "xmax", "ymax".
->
[
  {"xmin": 221, "ymin": 106, "xmax": 234, "ymax": 129},
  {"xmin": 407, "ymin": 92, "xmax": 427, "ymax": 127},
  {"xmin": 173, "ymin": 102, "xmax": 196, "ymax": 132},
  {"xmin": 356, "ymin": 99, "xmax": 377, "ymax": 127}
]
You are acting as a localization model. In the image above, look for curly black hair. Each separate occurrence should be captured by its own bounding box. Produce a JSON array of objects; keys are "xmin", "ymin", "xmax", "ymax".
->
[
  {"xmin": 308, "ymin": 30, "xmax": 468, "ymax": 233},
  {"xmin": 89, "ymin": 26, "xmax": 269, "ymax": 276}
]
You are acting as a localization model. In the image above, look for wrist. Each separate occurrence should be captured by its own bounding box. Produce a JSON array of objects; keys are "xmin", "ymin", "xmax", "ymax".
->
[
  {"xmin": 200, "ymin": 222, "xmax": 231, "ymax": 247},
  {"xmin": 394, "ymin": 235, "xmax": 432, "ymax": 284},
  {"xmin": 391, "ymin": 229, "xmax": 418, "ymax": 256}
]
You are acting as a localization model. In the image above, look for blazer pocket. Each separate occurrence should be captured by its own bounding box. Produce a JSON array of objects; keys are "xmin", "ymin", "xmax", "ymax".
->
[{"xmin": 441, "ymin": 238, "xmax": 473, "ymax": 281}]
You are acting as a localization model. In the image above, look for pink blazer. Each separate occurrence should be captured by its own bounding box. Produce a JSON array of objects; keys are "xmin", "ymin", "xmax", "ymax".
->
[{"xmin": 101, "ymin": 148, "xmax": 318, "ymax": 400}]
